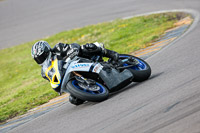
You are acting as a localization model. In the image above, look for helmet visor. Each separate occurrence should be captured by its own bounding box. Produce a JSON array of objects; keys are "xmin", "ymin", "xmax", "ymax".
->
[{"xmin": 34, "ymin": 51, "xmax": 49, "ymax": 64}]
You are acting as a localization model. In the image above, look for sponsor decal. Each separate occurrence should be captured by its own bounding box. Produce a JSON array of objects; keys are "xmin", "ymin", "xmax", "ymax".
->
[
  {"xmin": 93, "ymin": 64, "xmax": 103, "ymax": 73},
  {"xmin": 71, "ymin": 63, "xmax": 90, "ymax": 69}
]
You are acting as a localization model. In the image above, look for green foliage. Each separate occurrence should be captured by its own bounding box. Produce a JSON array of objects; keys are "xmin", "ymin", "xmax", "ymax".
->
[{"xmin": 0, "ymin": 12, "xmax": 182, "ymax": 123}]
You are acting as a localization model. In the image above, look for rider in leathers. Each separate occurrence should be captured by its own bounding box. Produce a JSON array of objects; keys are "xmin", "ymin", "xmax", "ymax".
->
[{"xmin": 31, "ymin": 41, "xmax": 119, "ymax": 93}]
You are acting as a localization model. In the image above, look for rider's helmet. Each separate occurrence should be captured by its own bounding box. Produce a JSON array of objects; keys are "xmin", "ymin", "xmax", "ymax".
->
[{"xmin": 31, "ymin": 41, "xmax": 51, "ymax": 65}]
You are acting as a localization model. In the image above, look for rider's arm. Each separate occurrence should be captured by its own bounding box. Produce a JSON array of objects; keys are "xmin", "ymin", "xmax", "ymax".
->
[
  {"xmin": 52, "ymin": 43, "xmax": 70, "ymax": 58},
  {"xmin": 66, "ymin": 43, "xmax": 81, "ymax": 58},
  {"xmin": 52, "ymin": 43, "xmax": 81, "ymax": 59}
]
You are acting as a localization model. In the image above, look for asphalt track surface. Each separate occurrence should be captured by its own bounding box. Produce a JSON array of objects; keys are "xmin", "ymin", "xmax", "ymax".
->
[{"xmin": 1, "ymin": 0, "xmax": 200, "ymax": 133}]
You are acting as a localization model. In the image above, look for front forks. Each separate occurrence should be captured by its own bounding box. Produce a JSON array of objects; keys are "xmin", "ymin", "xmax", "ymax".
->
[{"xmin": 72, "ymin": 71, "xmax": 96, "ymax": 86}]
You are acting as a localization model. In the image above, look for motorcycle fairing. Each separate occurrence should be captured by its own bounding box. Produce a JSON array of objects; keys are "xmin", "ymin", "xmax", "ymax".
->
[
  {"xmin": 99, "ymin": 68, "xmax": 133, "ymax": 91},
  {"xmin": 61, "ymin": 58, "xmax": 103, "ymax": 93},
  {"xmin": 45, "ymin": 58, "xmax": 62, "ymax": 89},
  {"xmin": 66, "ymin": 60, "xmax": 103, "ymax": 74}
]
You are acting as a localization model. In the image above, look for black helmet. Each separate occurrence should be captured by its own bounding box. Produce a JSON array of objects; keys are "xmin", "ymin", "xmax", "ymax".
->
[{"xmin": 31, "ymin": 41, "xmax": 51, "ymax": 64}]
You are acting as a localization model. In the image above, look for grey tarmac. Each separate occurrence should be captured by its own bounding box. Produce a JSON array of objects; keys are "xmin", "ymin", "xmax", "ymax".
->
[{"xmin": 0, "ymin": 0, "xmax": 200, "ymax": 133}]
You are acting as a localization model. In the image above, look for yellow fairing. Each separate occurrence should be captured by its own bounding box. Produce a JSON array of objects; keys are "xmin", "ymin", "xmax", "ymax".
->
[{"xmin": 45, "ymin": 59, "xmax": 61, "ymax": 89}]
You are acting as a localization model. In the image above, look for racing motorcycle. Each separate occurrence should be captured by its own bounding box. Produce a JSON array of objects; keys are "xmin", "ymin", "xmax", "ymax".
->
[{"xmin": 45, "ymin": 53, "xmax": 151, "ymax": 105}]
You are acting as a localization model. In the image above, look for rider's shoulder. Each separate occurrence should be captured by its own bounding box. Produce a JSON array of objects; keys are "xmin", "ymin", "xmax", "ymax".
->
[
  {"xmin": 55, "ymin": 42, "xmax": 68, "ymax": 47},
  {"xmin": 70, "ymin": 43, "xmax": 81, "ymax": 48}
]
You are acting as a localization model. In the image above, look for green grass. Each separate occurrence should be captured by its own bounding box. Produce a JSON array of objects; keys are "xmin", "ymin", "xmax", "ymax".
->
[{"xmin": 0, "ymin": 12, "xmax": 187, "ymax": 123}]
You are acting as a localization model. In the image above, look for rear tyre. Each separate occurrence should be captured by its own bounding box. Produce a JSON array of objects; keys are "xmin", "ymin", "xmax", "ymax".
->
[
  {"xmin": 119, "ymin": 54, "xmax": 151, "ymax": 82},
  {"xmin": 67, "ymin": 79, "xmax": 109, "ymax": 102}
]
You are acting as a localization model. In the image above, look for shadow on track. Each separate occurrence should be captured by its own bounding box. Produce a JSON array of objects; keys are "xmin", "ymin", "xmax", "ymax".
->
[
  {"xmin": 109, "ymin": 72, "xmax": 164, "ymax": 98},
  {"xmin": 67, "ymin": 72, "xmax": 164, "ymax": 107}
]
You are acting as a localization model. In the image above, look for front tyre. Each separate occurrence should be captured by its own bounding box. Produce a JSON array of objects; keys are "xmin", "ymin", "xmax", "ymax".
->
[
  {"xmin": 119, "ymin": 54, "xmax": 151, "ymax": 82},
  {"xmin": 67, "ymin": 79, "xmax": 109, "ymax": 102}
]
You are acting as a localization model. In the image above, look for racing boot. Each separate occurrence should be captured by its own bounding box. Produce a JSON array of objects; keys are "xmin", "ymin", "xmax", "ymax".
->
[{"xmin": 104, "ymin": 49, "xmax": 119, "ymax": 61}]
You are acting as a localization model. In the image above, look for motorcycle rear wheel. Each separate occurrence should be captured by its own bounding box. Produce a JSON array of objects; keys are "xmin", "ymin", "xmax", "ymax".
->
[
  {"xmin": 119, "ymin": 54, "xmax": 151, "ymax": 82},
  {"xmin": 67, "ymin": 79, "xmax": 109, "ymax": 102}
]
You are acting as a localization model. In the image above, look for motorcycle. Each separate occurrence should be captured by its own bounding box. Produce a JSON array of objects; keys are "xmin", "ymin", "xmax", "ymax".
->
[{"xmin": 45, "ymin": 53, "xmax": 151, "ymax": 105}]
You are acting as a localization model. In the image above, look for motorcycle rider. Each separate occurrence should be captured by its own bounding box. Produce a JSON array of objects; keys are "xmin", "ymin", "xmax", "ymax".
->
[{"xmin": 31, "ymin": 41, "xmax": 119, "ymax": 93}]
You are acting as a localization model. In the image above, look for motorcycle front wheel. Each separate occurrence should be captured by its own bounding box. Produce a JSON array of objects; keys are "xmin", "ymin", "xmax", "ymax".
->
[
  {"xmin": 67, "ymin": 79, "xmax": 109, "ymax": 102},
  {"xmin": 119, "ymin": 54, "xmax": 151, "ymax": 82}
]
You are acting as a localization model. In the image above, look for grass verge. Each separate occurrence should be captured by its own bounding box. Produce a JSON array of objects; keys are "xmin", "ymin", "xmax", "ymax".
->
[{"xmin": 0, "ymin": 12, "xmax": 189, "ymax": 123}]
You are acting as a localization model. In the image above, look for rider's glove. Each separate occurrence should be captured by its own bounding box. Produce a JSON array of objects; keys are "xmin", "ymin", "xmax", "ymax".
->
[{"xmin": 67, "ymin": 48, "xmax": 79, "ymax": 59}]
